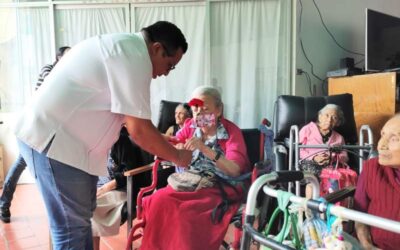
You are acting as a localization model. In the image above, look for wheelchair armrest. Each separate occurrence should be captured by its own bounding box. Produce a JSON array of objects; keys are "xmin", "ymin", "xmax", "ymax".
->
[
  {"xmin": 254, "ymin": 160, "xmax": 271, "ymax": 170},
  {"xmin": 273, "ymin": 144, "xmax": 288, "ymax": 171},
  {"xmin": 159, "ymin": 161, "xmax": 176, "ymax": 169},
  {"xmin": 324, "ymin": 186, "xmax": 356, "ymax": 204},
  {"xmin": 124, "ymin": 163, "xmax": 154, "ymax": 177},
  {"xmin": 123, "ymin": 161, "xmax": 176, "ymax": 177},
  {"xmin": 253, "ymin": 160, "xmax": 273, "ymax": 180}
]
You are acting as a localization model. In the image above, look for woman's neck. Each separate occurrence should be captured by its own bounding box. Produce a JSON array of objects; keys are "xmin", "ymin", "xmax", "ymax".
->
[
  {"xmin": 317, "ymin": 124, "xmax": 331, "ymax": 135},
  {"xmin": 201, "ymin": 126, "xmax": 217, "ymax": 139},
  {"xmin": 320, "ymin": 129, "xmax": 330, "ymax": 135}
]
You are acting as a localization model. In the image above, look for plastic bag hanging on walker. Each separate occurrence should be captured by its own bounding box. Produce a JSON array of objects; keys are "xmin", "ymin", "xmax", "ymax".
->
[
  {"xmin": 321, "ymin": 205, "xmax": 353, "ymax": 250},
  {"xmin": 319, "ymin": 154, "xmax": 357, "ymax": 207}
]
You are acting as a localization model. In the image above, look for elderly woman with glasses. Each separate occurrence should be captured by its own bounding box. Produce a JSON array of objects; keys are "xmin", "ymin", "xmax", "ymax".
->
[{"xmin": 139, "ymin": 86, "xmax": 250, "ymax": 250}]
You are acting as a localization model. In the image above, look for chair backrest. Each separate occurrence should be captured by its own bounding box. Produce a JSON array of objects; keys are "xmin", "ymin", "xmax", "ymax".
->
[
  {"xmin": 157, "ymin": 100, "xmax": 181, "ymax": 133},
  {"xmin": 241, "ymin": 128, "xmax": 262, "ymax": 167},
  {"xmin": 273, "ymin": 94, "xmax": 358, "ymax": 144}
]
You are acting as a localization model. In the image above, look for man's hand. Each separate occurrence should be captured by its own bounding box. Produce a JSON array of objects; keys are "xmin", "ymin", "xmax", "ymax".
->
[
  {"xmin": 125, "ymin": 116, "xmax": 189, "ymax": 166},
  {"xmin": 184, "ymin": 137, "xmax": 207, "ymax": 152},
  {"xmin": 175, "ymin": 149, "xmax": 192, "ymax": 167}
]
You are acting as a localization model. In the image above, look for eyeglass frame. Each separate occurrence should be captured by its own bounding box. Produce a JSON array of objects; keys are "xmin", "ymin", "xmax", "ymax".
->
[
  {"xmin": 160, "ymin": 43, "xmax": 176, "ymax": 71},
  {"xmin": 144, "ymin": 30, "xmax": 177, "ymax": 71}
]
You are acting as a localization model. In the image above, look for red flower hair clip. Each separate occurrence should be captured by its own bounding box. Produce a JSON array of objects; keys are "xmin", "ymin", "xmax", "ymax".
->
[{"xmin": 188, "ymin": 98, "xmax": 204, "ymax": 107}]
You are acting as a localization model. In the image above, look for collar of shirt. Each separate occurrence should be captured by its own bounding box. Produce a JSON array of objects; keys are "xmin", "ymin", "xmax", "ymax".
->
[
  {"xmin": 192, "ymin": 122, "xmax": 229, "ymax": 142},
  {"xmin": 191, "ymin": 122, "xmax": 229, "ymax": 165}
]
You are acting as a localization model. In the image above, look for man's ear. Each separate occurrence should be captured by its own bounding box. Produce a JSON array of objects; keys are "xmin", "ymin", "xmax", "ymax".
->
[{"xmin": 149, "ymin": 42, "xmax": 163, "ymax": 56}]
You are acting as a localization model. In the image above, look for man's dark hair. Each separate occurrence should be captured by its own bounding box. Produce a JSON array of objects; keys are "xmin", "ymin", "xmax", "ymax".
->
[
  {"xmin": 54, "ymin": 46, "xmax": 71, "ymax": 65},
  {"xmin": 142, "ymin": 21, "xmax": 188, "ymax": 56}
]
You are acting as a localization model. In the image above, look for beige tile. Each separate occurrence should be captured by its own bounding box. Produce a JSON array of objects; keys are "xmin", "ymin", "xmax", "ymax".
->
[{"xmin": 2, "ymin": 184, "xmax": 258, "ymax": 250}]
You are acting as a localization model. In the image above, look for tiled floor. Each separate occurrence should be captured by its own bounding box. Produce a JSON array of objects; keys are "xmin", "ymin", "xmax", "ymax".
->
[
  {"xmin": 0, "ymin": 184, "xmax": 49, "ymax": 250},
  {"xmin": 0, "ymin": 184, "xmax": 128, "ymax": 250},
  {"xmin": 0, "ymin": 184, "xmax": 258, "ymax": 250}
]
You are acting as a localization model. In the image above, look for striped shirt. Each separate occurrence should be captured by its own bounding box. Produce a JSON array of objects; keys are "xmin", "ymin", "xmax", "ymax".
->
[{"xmin": 35, "ymin": 64, "xmax": 54, "ymax": 90}]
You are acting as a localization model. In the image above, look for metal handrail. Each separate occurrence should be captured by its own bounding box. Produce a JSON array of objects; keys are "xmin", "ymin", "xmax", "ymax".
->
[{"xmin": 241, "ymin": 171, "xmax": 400, "ymax": 250}]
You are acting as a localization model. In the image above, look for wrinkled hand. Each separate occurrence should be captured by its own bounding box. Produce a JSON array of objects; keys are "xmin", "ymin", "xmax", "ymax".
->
[
  {"xmin": 184, "ymin": 137, "xmax": 206, "ymax": 152},
  {"xmin": 313, "ymin": 153, "xmax": 330, "ymax": 165},
  {"xmin": 361, "ymin": 243, "xmax": 382, "ymax": 250},
  {"xmin": 175, "ymin": 149, "xmax": 192, "ymax": 167},
  {"xmin": 96, "ymin": 186, "xmax": 109, "ymax": 198},
  {"xmin": 175, "ymin": 143, "xmax": 185, "ymax": 150}
]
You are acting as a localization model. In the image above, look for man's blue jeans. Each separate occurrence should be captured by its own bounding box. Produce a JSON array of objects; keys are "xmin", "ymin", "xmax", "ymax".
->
[
  {"xmin": 0, "ymin": 154, "xmax": 26, "ymax": 209},
  {"xmin": 18, "ymin": 139, "xmax": 98, "ymax": 250}
]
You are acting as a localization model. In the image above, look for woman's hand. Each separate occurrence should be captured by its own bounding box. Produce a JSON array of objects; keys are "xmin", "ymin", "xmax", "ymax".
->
[
  {"xmin": 355, "ymin": 222, "xmax": 382, "ymax": 250},
  {"xmin": 96, "ymin": 186, "xmax": 110, "ymax": 198},
  {"xmin": 184, "ymin": 137, "xmax": 207, "ymax": 152},
  {"xmin": 313, "ymin": 153, "xmax": 330, "ymax": 165},
  {"xmin": 96, "ymin": 180, "xmax": 117, "ymax": 198},
  {"xmin": 361, "ymin": 244, "xmax": 382, "ymax": 250}
]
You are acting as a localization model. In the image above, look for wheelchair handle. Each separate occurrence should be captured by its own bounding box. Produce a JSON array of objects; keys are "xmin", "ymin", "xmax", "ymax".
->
[{"xmin": 262, "ymin": 118, "xmax": 271, "ymax": 127}]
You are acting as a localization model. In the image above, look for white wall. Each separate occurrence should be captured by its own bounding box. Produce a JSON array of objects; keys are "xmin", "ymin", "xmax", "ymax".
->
[{"xmin": 295, "ymin": 0, "xmax": 400, "ymax": 96}]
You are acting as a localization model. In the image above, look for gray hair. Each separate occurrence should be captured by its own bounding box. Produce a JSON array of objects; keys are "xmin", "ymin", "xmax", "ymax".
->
[
  {"xmin": 318, "ymin": 104, "xmax": 345, "ymax": 126},
  {"xmin": 191, "ymin": 86, "xmax": 223, "ymax": 108},
  {"xmin": 176, "ymin": 103, "xmax": 192, "ymax": 117}
]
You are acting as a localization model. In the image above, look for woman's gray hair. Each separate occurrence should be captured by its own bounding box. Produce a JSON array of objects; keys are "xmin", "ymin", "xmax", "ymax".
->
[
  {"xmin": 318, "ymin": 104, "xmax": 345, "ymax": 126},
  {"xmin": 176, "ymin": 103, "xmax": 192, "ymax": 117},
  {"xmin": 191, "ymin": 86, "xmax": 223, "ymax": 108}
]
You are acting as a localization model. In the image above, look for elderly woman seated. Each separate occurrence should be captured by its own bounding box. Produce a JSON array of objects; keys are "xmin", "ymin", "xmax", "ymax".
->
[
  {"xmin": 139, "ymin": 86, "xmax": 250, "ymax": 250},
  {"xmin": 354, "ymin": 114, "xmax": 400, "ymax": 250},
  {"xmin": 92, "ymin": 126, "xmax": 144, "ymax": 250},
  {"xmin": 165, "ymin": 102, "xmax": 192, "ymax": 137},
  {"xmin": 299, "ymin": 104, "xmax": 348, "ymax": 197}
]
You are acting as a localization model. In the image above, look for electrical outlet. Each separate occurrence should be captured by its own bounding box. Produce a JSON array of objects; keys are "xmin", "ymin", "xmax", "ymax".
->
[{"xmin": 296, "ymin": 69, "xmax": 303, "ymax": 75}]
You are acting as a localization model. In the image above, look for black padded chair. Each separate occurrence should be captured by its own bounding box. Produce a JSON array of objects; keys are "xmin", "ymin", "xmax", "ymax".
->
[
  {"xmin": 272, "ymin": 93, "xmax": 361, "ymax": 172},
  {"xmin": 156, "ymin": 100, "xmax": 181, "ymax": 133}
]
